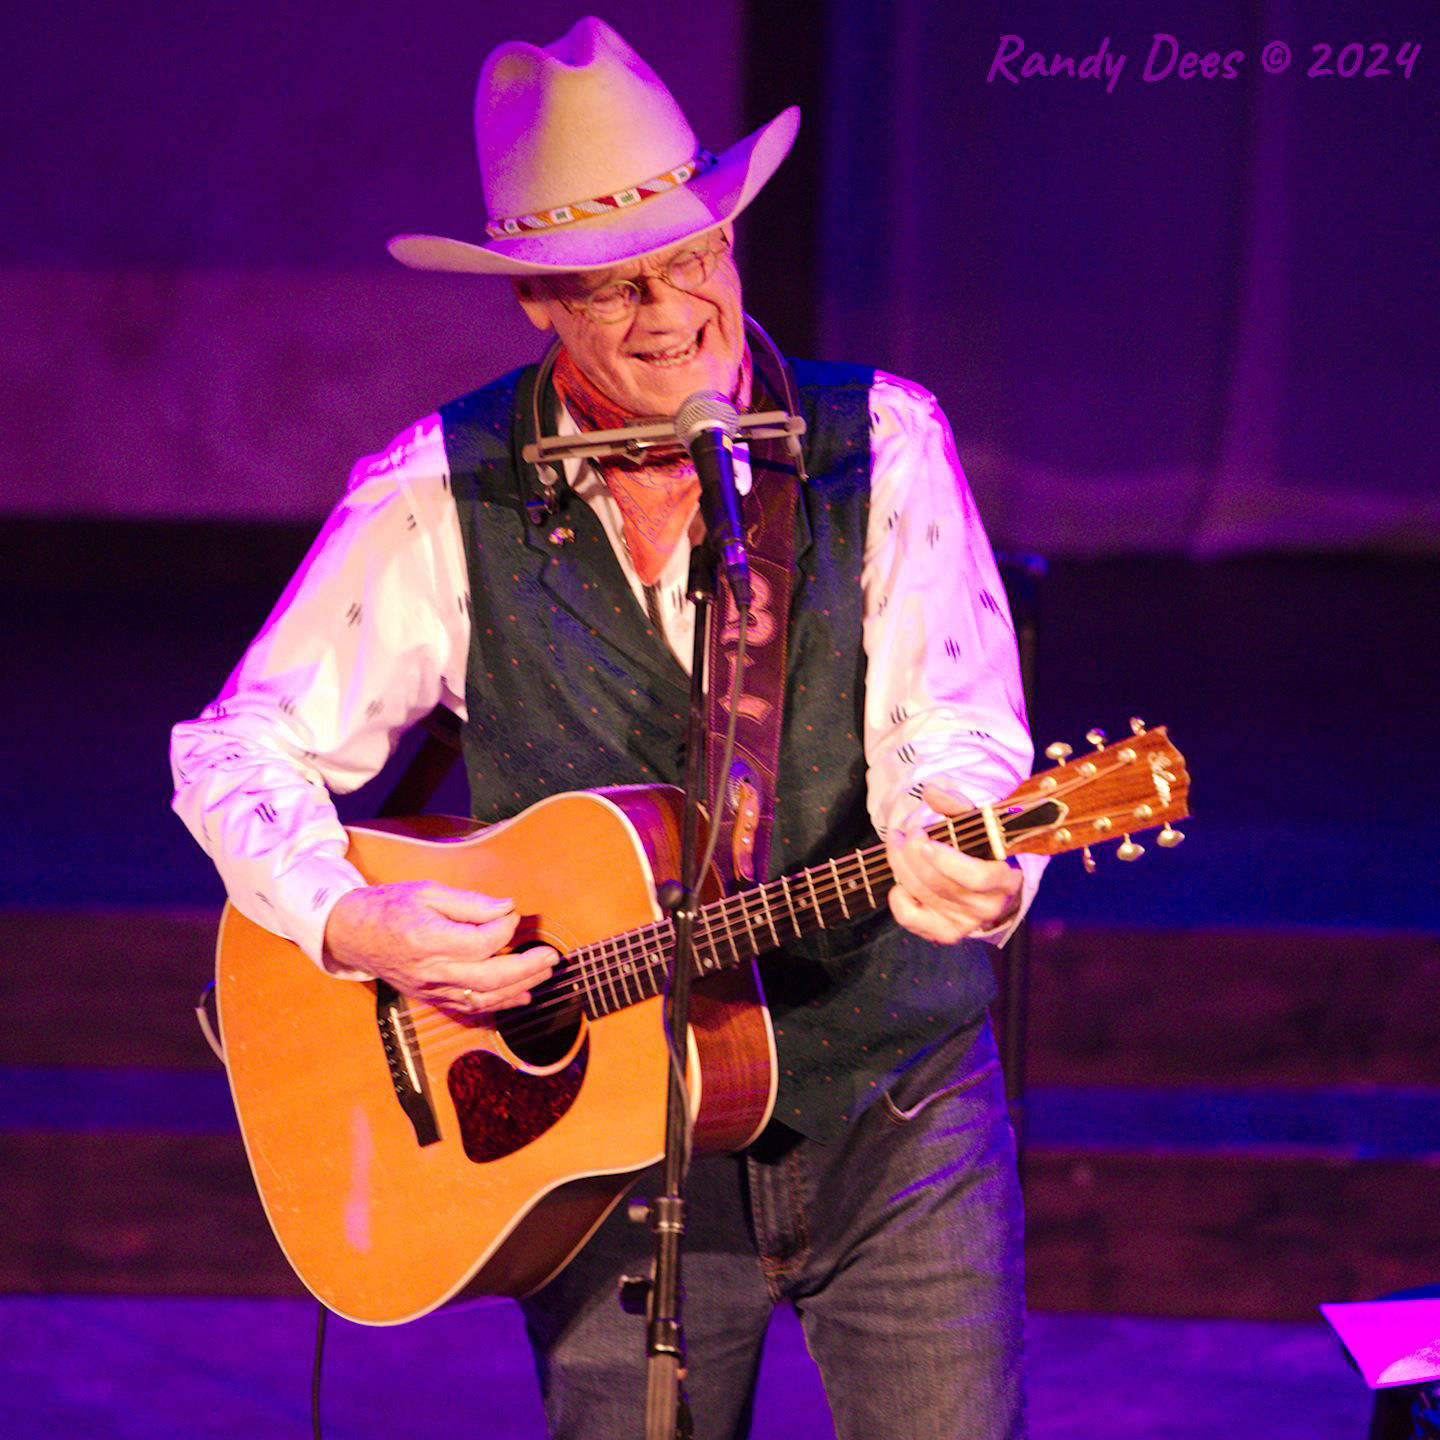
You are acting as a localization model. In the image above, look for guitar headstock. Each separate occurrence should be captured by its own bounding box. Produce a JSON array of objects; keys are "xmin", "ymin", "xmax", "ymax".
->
[{"xmin": 1000, "ymin": 720, "xmax": 1191, "ymax": 865}]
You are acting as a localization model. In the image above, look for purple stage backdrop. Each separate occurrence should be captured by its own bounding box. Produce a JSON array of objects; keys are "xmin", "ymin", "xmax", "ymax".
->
[
  {"xmin": 818, "ymin": 0, "xmax": 1439, "ymax": 554},
  {"xmin": 0, "ymin": 1, "xmax": 742, "ymax": 521},
  {"xmin": 2, "ymin": 0, "xmax": 1436, "ymax": 554}
]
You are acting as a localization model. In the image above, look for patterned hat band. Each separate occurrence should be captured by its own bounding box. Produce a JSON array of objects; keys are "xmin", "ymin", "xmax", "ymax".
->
[{"xmin": 485, "ymin": 149, "xmax": 718, "ymax": 239}]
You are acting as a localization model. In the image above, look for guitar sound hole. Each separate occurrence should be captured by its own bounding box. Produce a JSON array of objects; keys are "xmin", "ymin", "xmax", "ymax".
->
[{"xmin": 495, "ymin": 955, "xmax": 584, "ymax": 1068}]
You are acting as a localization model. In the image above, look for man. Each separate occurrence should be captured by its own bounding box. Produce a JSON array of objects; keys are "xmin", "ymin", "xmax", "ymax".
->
[{"xmin": 172, "ymin": 16, "xmax": 1042, "ymax": 1438}]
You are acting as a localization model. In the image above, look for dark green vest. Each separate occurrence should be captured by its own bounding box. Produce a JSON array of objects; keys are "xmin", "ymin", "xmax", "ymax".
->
[{"xmin": 440, "ymin": 360, "xmax": 995, "ymax": 1140}]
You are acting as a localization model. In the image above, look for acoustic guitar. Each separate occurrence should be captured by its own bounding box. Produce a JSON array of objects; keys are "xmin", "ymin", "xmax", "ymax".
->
[{"xmin": 215, "ymin": 722, "xmax": 1189, "ymax": 1324}]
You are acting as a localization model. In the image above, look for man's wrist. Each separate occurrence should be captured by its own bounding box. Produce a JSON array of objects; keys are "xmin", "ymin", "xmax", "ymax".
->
[{"xmin": 262, "ymin": 852, "xmax": 372, "ymax": 975}]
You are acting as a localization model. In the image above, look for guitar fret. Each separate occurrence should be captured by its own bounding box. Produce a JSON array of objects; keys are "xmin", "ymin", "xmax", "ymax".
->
[
  {"xmin": 604, "ymin": 937, "xmax": 627, "ymax": 1013},
  {"xmin": 582, "ymin": 948, "xmax": 605, "ymax": 1017},
  {"xmin": 629, "ymin": 933, "xmax": 656, "ymax": 1000},
  {"xmin": 756, "ymin": 883, "xmax": 782, "ymax": 948},
  {"xmin": 779, "ymin": 874, "xmax": 803, "ymax": 937},
  {"xmin": 616, "ymin": 933, "xmax": 642, "ymax": 1005},
  {"xmin": 643, "ymin": 924, "xmax": 671, "ymax": 995},
  {"xmin": 803, "ymin": 868, "xmax": 827, "ymax": 928},
  {"xmin": 574, "ymin": 946, "xmax": 601, "ymax": 1017},
  {"xmin": 828, "ymin": 858, "xmax": 851, "ymax": 920},
  {"xmin": 856, "ymin": 853, "xmax": 877, "ymax": 909},
  {"xmin": 595, "ymin": 937, "xmax": 620, "ymax": 1008},
  {"xmin": 587, "ymin": 943, "xmax": 612, "ymax": 1017},
  {"xmin": 723, "ymin": 894, "xmax": 748, "ymax": 963},
  {"xmin": 607, "ymin": 933, "xmax": 630, "ymax": 1013},
  {"xmin": 694, "ymin": 906, "xmax": 722, "ymax": 975},
  {"xmin": 631, "ymin": 932, "xmax": 654, "ymax": 994},
  {"xmin": 596, "ymin": 937, "xmax": 623, "ymax": 1011},
  {"xmin": 716, "ymin": 896, "xmax": 743, "ymax": 968},
  {"xmin": 638, "ymin": 926, "xmax": 663, "ymax": 998},
  {"xmin": 656, "ymin": 922, "xmax": 677, "ymax": 992},
  {"xmin": 736, "ymin": 889, "xmax": 764, "ymax": 956}
]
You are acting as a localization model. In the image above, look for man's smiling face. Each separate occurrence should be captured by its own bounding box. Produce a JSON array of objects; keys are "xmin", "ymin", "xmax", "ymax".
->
[{"xmin": 517, "ymin": 227, "xmax": 743, "ymax": 417}]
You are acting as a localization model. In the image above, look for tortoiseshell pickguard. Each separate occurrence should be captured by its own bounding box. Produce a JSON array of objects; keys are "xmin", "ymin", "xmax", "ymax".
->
[{"xmin": 447, "ymin": 1044, "xmax": 588, "ymax": 1163}]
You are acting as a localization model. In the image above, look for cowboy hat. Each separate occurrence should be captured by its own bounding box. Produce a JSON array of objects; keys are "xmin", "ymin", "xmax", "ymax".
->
[{"xmin": 387, "ymin": 16, "xmax": 799, "ymax": 275}]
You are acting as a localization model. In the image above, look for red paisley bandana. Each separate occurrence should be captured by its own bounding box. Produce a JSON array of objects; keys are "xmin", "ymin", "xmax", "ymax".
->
[{"xmin": 552, "ymin": 346, "xmax": 753, "ymax": 585}]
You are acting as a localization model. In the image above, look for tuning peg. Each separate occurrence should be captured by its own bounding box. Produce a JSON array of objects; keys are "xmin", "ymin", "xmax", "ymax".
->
[
  {"xmin": 1045, "ymin": 741, "xmax": 1073, "ymax": 762},
  {"xmin": 1157, "ymin": 825, "xmax": 1185, "ymax": 848},
  {"xmin": 1129, "ymin": 716, "xmax": 1146, "ymax": 735},
  {"xmin": 1085, "ymin": 727, "xmax": 1107, "ymax": 750},
  {"xmin": 1081, "ymin": 845, "xmax": 1096, "ymax": 874},
  {"xmin": 1116, "ymin": 835, "xmax": 1145, "ymax": 862}
]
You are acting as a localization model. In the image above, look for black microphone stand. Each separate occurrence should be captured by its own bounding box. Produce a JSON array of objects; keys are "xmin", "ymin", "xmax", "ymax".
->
[{"xmin": 626, "ymin": 535, "xmax": 727, "ymax": 1440}]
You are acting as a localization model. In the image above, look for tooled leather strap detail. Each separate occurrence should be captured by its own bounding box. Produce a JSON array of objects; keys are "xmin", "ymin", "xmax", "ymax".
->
[{"xmin": 705, "ymin": 373, "xmax": 799, "ymax": 889}]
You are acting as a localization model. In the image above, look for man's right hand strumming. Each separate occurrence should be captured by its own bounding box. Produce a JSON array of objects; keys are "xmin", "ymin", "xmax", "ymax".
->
[{"xmin": 322, "ymin": 882, "xmax": 558, "ymax": 1020}]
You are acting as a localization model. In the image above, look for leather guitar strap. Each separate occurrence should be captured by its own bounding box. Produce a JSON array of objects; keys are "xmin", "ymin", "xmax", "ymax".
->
[
  {"xmin": 380, "ymin": 359, "xmax": 805, "ymax": 887},
  {"xmin": 704, "ymin": 375, "xmax": 800, "ymax": 891}
]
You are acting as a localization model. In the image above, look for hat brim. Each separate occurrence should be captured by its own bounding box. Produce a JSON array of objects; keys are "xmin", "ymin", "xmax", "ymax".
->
[{"xmin": 386, "ymin": 106, "xmax": 799, "ymax": 275}]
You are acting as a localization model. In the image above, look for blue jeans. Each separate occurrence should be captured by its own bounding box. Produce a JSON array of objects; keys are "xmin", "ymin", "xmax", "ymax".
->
[{"xmin": 520, "ymin": 1017, "xmax": 1026, "ymax": 1438}]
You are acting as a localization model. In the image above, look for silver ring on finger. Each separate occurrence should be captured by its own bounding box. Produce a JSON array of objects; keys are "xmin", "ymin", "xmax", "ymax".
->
[{"xmin": 463, "ymin": 987, "xmax": 476, "ymax": 1008}]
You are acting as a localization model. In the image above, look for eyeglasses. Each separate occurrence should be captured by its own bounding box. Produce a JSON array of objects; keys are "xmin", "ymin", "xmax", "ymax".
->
[{"xmin": 547, "ymin": 235, "xmax": 731, "ymax": 324}]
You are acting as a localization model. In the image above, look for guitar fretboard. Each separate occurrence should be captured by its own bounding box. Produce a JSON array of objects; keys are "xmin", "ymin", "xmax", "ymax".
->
[{"xmin": 566, "ymin": 805, "xmax": 1041, "ymax": 1020}]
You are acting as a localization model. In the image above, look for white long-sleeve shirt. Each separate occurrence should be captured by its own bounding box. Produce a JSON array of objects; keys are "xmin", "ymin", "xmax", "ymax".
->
[{"xmin": 171, "ymin": 372, "xmax": 1043, "ymax": 969}]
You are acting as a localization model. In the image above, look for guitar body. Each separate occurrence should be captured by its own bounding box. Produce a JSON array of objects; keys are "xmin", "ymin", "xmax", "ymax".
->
[
  {"xmin": 216, "ymin": 784, "xmax": 777, "ymax": 1325},
  {"xmin": 214, "ymin": 726, "xmax": 1192, "ymax": 1327}
]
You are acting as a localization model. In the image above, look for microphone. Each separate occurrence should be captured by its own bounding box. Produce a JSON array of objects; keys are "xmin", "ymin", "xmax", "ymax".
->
[{"xmin": 675, "ymin": 390, "xmax": 751, "ymax": 608}]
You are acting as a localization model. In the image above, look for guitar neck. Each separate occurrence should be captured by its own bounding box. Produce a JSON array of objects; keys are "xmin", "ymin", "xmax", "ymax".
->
[
  {"xmin": 572, "ymin": 801, "xmax": 1052, "ymax": 1020},
  {"xmin": 568, "ymin": 724, "xmax": 1187, "ymax": 1020}
]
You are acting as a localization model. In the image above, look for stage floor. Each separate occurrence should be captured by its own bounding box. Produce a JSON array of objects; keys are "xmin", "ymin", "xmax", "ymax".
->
[{"xmin": 5, "ymin": 1295, "xmax": 1372, "ymax": 1439}]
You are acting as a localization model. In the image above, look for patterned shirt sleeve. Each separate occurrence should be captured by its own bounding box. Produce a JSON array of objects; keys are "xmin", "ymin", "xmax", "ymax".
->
[
  {"xmin": 860, "ymin": 372, "xmax": 1047, "ymax": 940},
  {"xmin": 168, "ymin": 415, "xmax": 469, "ymax": 972}
]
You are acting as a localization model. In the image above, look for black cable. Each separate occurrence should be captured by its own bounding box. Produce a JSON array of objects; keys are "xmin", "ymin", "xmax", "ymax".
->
[{"xmin": 311, "ymin": 1302, "xmax": 328, "ymax": 1440}]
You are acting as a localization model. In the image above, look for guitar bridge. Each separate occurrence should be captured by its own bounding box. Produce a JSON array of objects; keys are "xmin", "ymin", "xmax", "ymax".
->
[{"xmin": 375, "ymin": 982, "xmax": 440, "ymax": 1147}]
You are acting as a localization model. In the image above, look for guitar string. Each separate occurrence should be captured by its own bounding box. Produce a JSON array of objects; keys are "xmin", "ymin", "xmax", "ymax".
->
[
  {"xmin": 398, "ymin": 754, "xmax": 1181, "ymax": 1045},
  {"xmin": 398, "ymin": 808, "xmax": 997, "ymax": 1045},
  {"xmin": 258, "ymin": 815, "xmax": 984, "ymax": 1108},
  {"xmin": 399, "ymin": 859, "xmax": 909, "ymax": 1047},
  {"xmin": 399, "ymin": 755, "xmax": 1182, "ymax": 1045},
  {"xmin": 251, "ymin": 758, "xmax": 1185, "ymax": 1117},
  {"xmin": 410, "ymin": 845, "xmax": 1133, "ymax": 1045}
]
